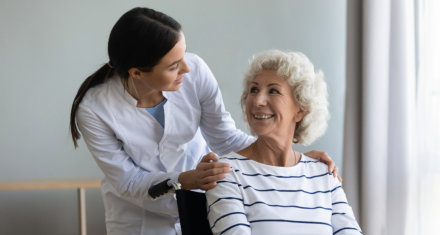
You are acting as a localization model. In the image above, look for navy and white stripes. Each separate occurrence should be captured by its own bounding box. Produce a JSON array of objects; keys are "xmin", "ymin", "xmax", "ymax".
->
[{"xmin": 206, "ymin": 152, "xmax": 362, "ymax": 235}]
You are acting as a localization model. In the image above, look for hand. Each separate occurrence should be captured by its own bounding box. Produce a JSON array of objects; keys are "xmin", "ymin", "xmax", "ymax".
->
[
  {"xmin": 178, "ymin": 152, "xmax": 231, "ymax": 191},
  {"xmin": 304, "ymin": 150, "xmax": 342, "ymax": 183}
]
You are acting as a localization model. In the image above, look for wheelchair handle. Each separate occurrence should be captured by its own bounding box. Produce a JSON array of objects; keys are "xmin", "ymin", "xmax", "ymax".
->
[{"xmin": 148, "ymin": 178, "xmax": 181, "ymax": 199}]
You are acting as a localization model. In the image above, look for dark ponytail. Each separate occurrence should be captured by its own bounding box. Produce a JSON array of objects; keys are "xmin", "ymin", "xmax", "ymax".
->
[
  {"xmin": 70, "ymin": 7, "xmax": 182, "ymax": 148},
  {"xmin": 70, "ymin": 64, "xmax": 113, "ymax": 148}
]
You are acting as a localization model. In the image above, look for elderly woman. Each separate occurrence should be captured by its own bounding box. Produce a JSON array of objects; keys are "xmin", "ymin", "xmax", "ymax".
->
[{"xmin": 205, "ymin": 50, "xmax": 362, "ymax": 235}]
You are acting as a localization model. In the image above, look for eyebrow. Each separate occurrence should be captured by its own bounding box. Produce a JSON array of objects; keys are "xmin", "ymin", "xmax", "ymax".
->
[{"xmin": 250, "ymin": 81, "xmax": 281, "ymax": 87}]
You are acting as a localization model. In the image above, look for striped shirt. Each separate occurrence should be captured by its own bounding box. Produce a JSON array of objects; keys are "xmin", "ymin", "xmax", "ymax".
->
[{"xmin": 206, "ymin": 152, "xmax": 362, "ymax": 235}]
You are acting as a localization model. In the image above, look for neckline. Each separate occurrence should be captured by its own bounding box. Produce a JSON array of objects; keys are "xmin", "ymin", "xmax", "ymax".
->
[
  {"xmin": 146, "ymin": 98, "xmax": 167, "ymax": 110},
  {"xmin": 115, "ymin": 76, "xmax": 170, "ymax": 108},
  {"xmin": 231, "ymin": 152, "xmax": 305, "ymax": 170}
]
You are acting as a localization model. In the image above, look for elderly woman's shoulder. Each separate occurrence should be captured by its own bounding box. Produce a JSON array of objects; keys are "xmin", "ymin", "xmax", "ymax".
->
[{"xmin": 300, "ymin": 154, "xmax": 331, "ymax": 173}]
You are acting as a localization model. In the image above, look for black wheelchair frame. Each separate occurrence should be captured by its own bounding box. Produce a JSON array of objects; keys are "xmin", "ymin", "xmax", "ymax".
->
[{"xmin": 149, "ymin": 179, "xmax": 213, "ymax": 235}]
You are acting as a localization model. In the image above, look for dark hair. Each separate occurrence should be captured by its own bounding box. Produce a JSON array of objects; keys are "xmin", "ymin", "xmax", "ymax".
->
[{"xmin": 70, "ymin": 7, "xmax": 182, "ymax": 148}]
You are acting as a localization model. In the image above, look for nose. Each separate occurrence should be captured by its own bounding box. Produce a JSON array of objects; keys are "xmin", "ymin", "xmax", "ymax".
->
[
  {"xmin": 254, "ymin": 92, "xmax": 267, "ymax": 107},
  {"xmin": 179, "ymin": 58, "xmax": 191, "ymax": 74}
]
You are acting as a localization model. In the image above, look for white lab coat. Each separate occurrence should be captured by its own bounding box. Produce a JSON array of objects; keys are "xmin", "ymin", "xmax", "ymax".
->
[{"xmin": 77, "ymin": 53, "xmax": 254, "ymax": 235}]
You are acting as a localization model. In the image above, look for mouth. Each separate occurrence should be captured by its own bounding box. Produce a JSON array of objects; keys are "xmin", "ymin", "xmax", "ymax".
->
[
  {"xmin": 253, "ymin": 114, "xmax": 274, "ymax": 120},
  {"xmin": 175, "ymin": 76, "xmax": 184, "ymax": 84}
]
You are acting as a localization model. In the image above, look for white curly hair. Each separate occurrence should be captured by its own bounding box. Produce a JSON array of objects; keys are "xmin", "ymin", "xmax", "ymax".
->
[{"xmin": 241, "ymin": 50, "xmax": 329, "ymax": 146}]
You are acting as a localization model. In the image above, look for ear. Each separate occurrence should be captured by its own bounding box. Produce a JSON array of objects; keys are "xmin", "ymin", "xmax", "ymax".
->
[
  {"xmin": 294, "ymin": 109, "xmax": 305, "ymax": 123},
  {"xmin": 127, "ymin": 67, "xmax": 143, "ymax": 80}
]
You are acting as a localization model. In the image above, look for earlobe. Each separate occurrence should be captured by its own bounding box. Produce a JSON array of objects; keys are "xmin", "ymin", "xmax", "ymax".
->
[{"xmin": 128, "ymin": 68, "xmax": 142, "ymax": 80}]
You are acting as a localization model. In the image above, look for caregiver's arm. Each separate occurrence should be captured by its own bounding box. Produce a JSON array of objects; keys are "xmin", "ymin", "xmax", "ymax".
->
[{"xmin": 178, "ymin": 153, "xmax": 230, "ymax": 191}]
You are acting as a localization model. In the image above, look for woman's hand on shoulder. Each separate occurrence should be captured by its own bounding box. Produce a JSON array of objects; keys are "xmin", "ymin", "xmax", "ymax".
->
[
  {"xmin": 304, "ymin": 150, "xmax": 342, "ymax": 183},
  {"xmin": 178, "ymin": 152, "xmax": 231, "ymax": 191}
]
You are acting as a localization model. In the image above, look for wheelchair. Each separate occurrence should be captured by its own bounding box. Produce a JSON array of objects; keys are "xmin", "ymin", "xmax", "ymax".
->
[{"xmin": 149, "ymin": 179, "xmax": 213, "ymax": 235}]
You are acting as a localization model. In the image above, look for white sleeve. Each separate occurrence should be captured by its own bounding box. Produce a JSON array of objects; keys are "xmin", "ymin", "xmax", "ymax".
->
[
  {"xmin": 205, "ymin": 166, "xmax": 251, "ymax": 235},
  {"xmin": 193, "ymin": 55, "xmax": 255, "ymax": 155},
  {"xmin": 76, "ymin": 104, "xmax": 179, "ymax": 217},
  {"xmin": 330, "ymin": 177, "xmax": 363, "ymax": 234}
]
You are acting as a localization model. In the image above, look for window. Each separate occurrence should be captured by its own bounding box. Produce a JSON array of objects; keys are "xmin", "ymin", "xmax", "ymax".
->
[{"xmin": 412, "ymin": 0, "xmax": 440, "ymax": 234}]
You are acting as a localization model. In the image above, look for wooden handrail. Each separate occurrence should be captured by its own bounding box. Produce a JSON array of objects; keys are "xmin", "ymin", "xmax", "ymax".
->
[
  {"xmin": 0, "ymin": 178, "xmax": 101, "ymax": 190},
  {"xmin": 0, "ymin": 178, "xmax": 102, "ymax": 235}
]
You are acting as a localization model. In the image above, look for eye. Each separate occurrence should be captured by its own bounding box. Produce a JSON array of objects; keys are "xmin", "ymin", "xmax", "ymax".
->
[
  {"xmin": 250, "ymin": 87, "xmax": 259, "ymax": 93},
  {"xmin": 169, "ymin": 63, "xmax": 179, "ymax": 71},
  {"xmin": 269, "ymin": 88, "xmax": 280, "ymax": 94}
]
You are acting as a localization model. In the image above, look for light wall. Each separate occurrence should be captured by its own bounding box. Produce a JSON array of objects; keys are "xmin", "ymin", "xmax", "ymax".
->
[{"xmin": 0, "ymin": 0, "xmax": 346, "ymax": 234}]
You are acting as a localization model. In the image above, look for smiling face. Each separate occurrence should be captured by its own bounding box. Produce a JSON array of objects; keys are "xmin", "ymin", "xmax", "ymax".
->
[
  {"xmin": 129, "ymin": 32, "xmax": 190, "ymax": 92},
  {"xmin": 245, "ymin": 70, "xmax": 304, "ymax": 140}
]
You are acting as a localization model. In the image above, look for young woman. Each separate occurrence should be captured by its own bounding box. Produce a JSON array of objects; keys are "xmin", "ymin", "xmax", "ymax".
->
[{"xmin": 69, "ymin": 7, "xmax": 337, "ymax": 235}]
